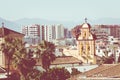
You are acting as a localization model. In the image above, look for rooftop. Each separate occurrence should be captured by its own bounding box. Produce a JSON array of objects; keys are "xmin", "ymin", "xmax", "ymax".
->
[
  {"xmin": 68, "ymin": 64, "xmax": 120, "ymax": 79},
  {"xmin": 36, "ymin": 56, "xmax": 82, "ymax": 66},
  {"xmin": 0, "ymin": 27, "xmax": 24, "ymax": 37}
]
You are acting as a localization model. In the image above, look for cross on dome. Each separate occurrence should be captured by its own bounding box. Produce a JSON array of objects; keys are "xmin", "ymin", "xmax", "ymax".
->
[{"xmin": 85, "ymin": 18, "xmax": 87, "ymax": 23}]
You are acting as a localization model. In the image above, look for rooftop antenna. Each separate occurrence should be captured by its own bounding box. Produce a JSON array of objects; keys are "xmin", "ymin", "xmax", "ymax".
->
[
  {"xmin": 2, "ymin": 22, "xmax": 4, "ymax": 27},
  {"xmin": 85, "ymin": 18, "xmax": 87, "ymax": 23}
]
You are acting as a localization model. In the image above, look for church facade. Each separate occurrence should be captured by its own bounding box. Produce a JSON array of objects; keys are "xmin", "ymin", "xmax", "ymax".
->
[{"xmin": 77, "ymin": 22, "xmax": 96, "ymax": 64}]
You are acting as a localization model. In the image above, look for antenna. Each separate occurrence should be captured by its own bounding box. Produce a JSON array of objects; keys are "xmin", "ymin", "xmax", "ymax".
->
[{"xmin": 2, "ymin": 22, "xmax": 4, "ymax": 27}]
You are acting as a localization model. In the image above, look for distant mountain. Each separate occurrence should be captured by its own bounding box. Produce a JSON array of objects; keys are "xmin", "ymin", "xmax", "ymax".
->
[
  {"xmin": 14, "ymin": 18, "xmax": 77, "ymax": 29},
  {"xmin": 91, "ymin": 18, "xmax": 120, "ymax": 25},
  {"xmin": 0, "ymin": 17, "xmax": 21, "ymax": 32},
  {"xmin": 0, "ymin": 17, "xmax": 120, "ymax": 33}
]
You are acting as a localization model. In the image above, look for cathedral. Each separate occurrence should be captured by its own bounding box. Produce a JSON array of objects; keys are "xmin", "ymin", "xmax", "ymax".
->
[{"xmin": 77, "ymin": 21, "xmax": 96, "ymax": 64}]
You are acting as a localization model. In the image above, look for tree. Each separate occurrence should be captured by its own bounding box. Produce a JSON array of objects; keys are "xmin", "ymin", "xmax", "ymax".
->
[
  {"xmin": 18, "ymin": 58, "xmax": 36, "ymax": 80},
  {"xmin": 1, "ymin": 37, "xmax": 16, "ymax": 79},
  {"xmin": 27, "ymin": 69, "xmax": 42, "ymax": 80},
  {"xmin": 99, "ymin": 50, "xmax": 114, "ymax": 64},
  {"xmin": 71, "ymin": 68, "xmax": 82, "ymax": 75},
  {"xmin": 71, "ymin": 25, "xmax": 81, "ymax": 38},
  {"xmin": 40, "ymin": 67, "xmax": 70, "ymax": 80},
  {"xmin": 104, "ymin": 54, "xmax": 114, "ymax": 64},
  {"xmin": 1, "ymin": 37, "xmax": 38, "ymax": 80},
  {"xmin": 118, "ymin": 54, "xmax": 120, "ymax": 63},
  {"xmin": 37, "ymin": 41, "xmax": 56, "ymax": 71}
]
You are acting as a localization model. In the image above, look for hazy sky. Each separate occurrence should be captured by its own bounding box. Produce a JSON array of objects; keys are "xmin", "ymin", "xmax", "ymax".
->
[{"xmin": 0, "ymin": 0, "xmax": 120, "ymax": 21}]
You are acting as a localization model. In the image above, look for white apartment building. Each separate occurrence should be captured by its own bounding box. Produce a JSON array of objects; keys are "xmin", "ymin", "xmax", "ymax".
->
[
  {"xmin": 22, "ymin": 24, "xmax": 40, "ymax": 37},
  {"xmin": 55, "ymin": 24, "xmax": 64, "ymax": 39},
  {"xmin": 46, "ymin": 25, "xmax": 53, "ymax": 42},
  {"xmin": 22, "ymin": 24, "xmax": 40, "ymax": 44},
  {"xmin": 44, "ymin": 24, "xmax": 65, "ymax": 42},
  {"xmin": 22, "ymin": 24, "xmax": 65, "ymax": 44}
]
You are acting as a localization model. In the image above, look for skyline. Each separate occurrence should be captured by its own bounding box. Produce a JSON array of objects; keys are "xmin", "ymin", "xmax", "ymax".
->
[{"xmin": 0, "ymin": 0, "xmax": 120, "ymax": 22}]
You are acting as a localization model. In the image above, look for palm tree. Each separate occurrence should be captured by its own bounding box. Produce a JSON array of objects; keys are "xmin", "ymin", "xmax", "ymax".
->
[
  {"xmin": 1, "ymin": 37, "xmax": 37, "ymax": 80},
  {"xmin": 40, "ymin": 67, "xmax": 70, "ymax": 80},
  {"xmin": 1, "ymin": 37, "xmax": 16, "ymax": 79},
  {"xmin": 37, "ymin": 41, "xmax": 56, "ymax": 71},
  {"xmin": 11, "ymin": 39, "xmax": 37, "ymax": 80}
]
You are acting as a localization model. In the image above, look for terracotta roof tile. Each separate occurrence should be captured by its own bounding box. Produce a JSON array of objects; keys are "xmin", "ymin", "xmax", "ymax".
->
[
  {"xmin": 95, "ymin": 64, "xmax": 120, "ymax": 78},
  {"xmin": 68, "ymin": 64, "xmax": 119, "ymax": 80},
  {"xmin": 84, "ymin": 64, "xmax": 117, "ymax": 77},
  {"xmin": 52, "ymin": 56, "xmax": 81, "ymax": 65},
  {"xmin": 35, "ymin": 56, "xmax": 82, "ymax": 66}
]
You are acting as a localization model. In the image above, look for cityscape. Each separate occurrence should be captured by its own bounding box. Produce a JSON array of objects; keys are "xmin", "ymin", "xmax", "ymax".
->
[{"xmin": 1, "ymin": 0, "xmax": 120, "ymax": 80}]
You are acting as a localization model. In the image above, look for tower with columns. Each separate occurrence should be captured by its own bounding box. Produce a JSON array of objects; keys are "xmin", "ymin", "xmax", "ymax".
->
[{"xmin": 77, "ymin": 20, "xmax": 96, "ymax": 64}]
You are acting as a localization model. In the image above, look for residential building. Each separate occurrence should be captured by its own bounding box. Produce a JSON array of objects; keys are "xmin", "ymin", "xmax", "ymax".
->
[
  {"xmin": 109, "ymin": 25, "xmax": 120, "ymax": 38},
  {"xmin": 55, "ymin": 24, "xmax": 64, "ymax": 39},
  {"xmin": 22, "ymin": 24, "xmax": 40, "ymax": 38},
  {"xmin": 22, "ymin": 24, "xmax": 65, "ymax": 44},
  {"xmin": 64, "ymin": 28, "xmax": 72, "ymax": 38},
  {"xmin": 92, "ymin": 25, "xmax": 120, "ymax": 39},
  {"xmin": 22, "ymin": 24, "xmax": 40, "ymax": 44},
  {"xmin": 91, "ymin": 25, "xmax": 109, "ymax": 48},
  {"xmin": 45, "ymin": 25, "xmax": 54, "ymax": 42}
]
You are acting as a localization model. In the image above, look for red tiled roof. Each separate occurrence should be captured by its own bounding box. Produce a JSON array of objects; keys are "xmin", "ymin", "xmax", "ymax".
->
[
  {"xmin": 68, "ymin": 64, "xmax": 119, "ymax": 80},
  {"xmin": 84, "ymin": 64, "xmax": 117, "ymax": 77},
  {"xmin": 29, "ymin": 45, "xmax": 37, "ymax": 48},
  {"xmin": 52, "ymin": 56, "xmax": 81, "ymax": 65},
  {"xmin": 96, "ymin": 64, "xmax": 120, "ymax": 78},
  {"xmin": 35, "ymin": 56, "xmax": 81, "ymax": 66},
  {"xmin": 68, "ymin": 63, "xmax": 120, "ymax": 80},
  {"xmin": 0, "ymin": 27, "xmax": 24, "ymax": 37}
]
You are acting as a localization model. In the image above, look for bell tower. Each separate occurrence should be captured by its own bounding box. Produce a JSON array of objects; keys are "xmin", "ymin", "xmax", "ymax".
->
[{"xmin": 77, "ymin": 21, "xmax": 96, "ymax": 64}]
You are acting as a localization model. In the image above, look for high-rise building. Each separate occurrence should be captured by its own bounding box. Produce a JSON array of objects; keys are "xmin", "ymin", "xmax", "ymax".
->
[
  {"xmin": 92, "ymin": 25, "xmax": 120, "ymax": 39},
  {"xmin": 64, "ymin": 28, "xmax": 72, "ymax": 38},
  {"xmin": 109, "ymin": 25, "xmax": 120, "ymax": 38},
  {"xmin": 46, "ymin": 25, "xmax": 53, "ymax": 42},
  {"xmin": 22, "ymin": 24, "xmax": 40, "ymax": 37},
  {"xmin": 22, "ymin": 24, "xmax": 40, "ymax": 44},
  {"xmin": 22, "ymin": 24, "xmax": 66, "ymax": 44},
  {"xmin": 90, "ymin": 25, "xmax": 120, "ymax": 48},
  {"xmin": 44, "ymin": 24, "xmax": 65, "ymax": 42},
  {"xmin": 39, "ymin": 25, "xmax": 46, "ymax": 41},
  {"xmin": 55, "ymin": 24, "xmax": 64, "ymax": 39}
]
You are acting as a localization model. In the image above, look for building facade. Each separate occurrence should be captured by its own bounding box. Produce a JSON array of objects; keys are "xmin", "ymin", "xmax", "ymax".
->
[
  {"xmin": 92, "ymin": 25, "xmax": 120, "ymax": 39},
  {"xmin": 22, "ymin": 24, "xmax": 40, "ymax": 44},
  {"xmin": 77, "ymin": 23, "xmax": 96, "ymax": 64},
  {"xmin": 22, "ymin": 24, "xmax": 65, "ymax": 44}
]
